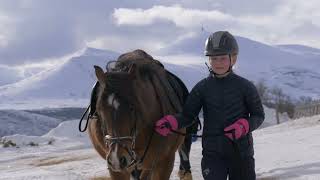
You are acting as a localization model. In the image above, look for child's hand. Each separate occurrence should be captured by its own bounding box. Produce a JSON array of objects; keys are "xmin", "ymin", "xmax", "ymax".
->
[
  {"xmin": 154, "ymin": 115, "xmax": 178, "ymax": 136},
  {"xmin": 224, "ymin": 118, "xmax": 249, "ymax": 140}
]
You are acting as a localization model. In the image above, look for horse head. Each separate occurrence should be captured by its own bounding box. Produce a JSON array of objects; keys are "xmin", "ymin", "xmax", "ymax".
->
[{"xmin": 94, "ymin": 50, "xmax": 163, "ymax": 172}]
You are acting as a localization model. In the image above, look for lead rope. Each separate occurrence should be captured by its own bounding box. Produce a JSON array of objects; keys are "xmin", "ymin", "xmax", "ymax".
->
[
  {"xmin": 78, "ymin": 105, "xmax": 91, "ymax": 132},
  {"xmin": 143, "ymin": 129, "xmax": 166, "ymax": 180},
  {"xmin": 130, "ymin": 103, "xmax": 171, "ymax": 179}
]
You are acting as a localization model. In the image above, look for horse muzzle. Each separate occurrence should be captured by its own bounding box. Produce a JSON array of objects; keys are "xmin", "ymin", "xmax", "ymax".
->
[
  {"xmin": 105, "ymin": 135, "xmax": 138, "ymax": 172},
  {"xmin": 107, "ymin": 153, "xmax": 131, "ymax": 172}
]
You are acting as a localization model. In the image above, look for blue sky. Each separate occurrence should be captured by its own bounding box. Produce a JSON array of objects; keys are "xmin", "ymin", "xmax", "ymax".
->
[{"xmin": 0, "ymin": 0, "xmax": 319, "ymax": 66}]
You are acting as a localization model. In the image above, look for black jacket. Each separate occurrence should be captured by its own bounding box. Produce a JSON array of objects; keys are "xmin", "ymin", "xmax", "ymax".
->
[{"xmin": 175, "ymin": 72, "xmax": 265, "ymax": 157}]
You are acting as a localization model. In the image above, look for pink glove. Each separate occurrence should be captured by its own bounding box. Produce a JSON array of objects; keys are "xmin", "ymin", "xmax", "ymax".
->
[
  {"xmin": 224, "ymin": 118, "xmax": 249, "ymax": 140},
  {"xmin": 155, "ymin": 115, "xmax": 178, "ymax": 136}
]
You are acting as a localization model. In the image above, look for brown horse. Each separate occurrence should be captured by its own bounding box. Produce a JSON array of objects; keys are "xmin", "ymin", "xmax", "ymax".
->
[{"xmin": 88, "ymin": 50, "xmax": 186, "ymax": 180}]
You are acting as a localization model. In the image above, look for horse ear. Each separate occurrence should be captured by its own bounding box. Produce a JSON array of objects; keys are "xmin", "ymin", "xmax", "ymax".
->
[{"xmin": 94, "ymin": 65, "xmax": 107, "ymax": 88}]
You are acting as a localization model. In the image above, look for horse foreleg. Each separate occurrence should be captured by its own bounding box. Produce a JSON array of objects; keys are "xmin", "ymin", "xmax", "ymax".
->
[
  {"xmin": 149, "ymin": 153, "xmax": 175, "ymax": 180},
  {"xmin": 178, "ymin": 133, "xmax": 192, "ymax": 171}
]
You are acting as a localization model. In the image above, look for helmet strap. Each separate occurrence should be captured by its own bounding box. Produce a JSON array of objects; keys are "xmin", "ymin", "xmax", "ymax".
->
[{"xmin": 205, "ymin": 62, "xmax": 214, "ymax": 74}]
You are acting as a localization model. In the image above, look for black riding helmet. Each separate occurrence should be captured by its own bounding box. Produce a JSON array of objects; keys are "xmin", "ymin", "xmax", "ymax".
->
[
  {"xmin": 204, "ymin": 31, "xmax": 239, "ymax": 75},
  {"xmin": 204, "ymin": 31, "xmax": 239, "ymax": 56}
]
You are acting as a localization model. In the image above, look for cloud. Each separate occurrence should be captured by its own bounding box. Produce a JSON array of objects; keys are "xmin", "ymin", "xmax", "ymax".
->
[
  {"xmin": 88, "ymin": 35, "xmax": 165, "ymax": 55},
  {"xmin": 0, "ymin": 0, "xmax": 319, "ymax": 66},
  {"xmin": 113, "ymin": 5, "xmax": 233, "ymax": 28},
  {"xmin": 112, "ymin": 3, "xmax": 320, "ymax": 49},
  {"xmin": 0, "ymin": 65, "xmax": 24, "ymax": 85},
  {"xmin": 0, "ymin": 1, "xmax": 114, "ymax": 66}
]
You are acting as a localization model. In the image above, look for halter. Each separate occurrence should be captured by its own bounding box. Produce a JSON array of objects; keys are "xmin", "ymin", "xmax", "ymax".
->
[
  {"xmin": 100, "ymin": 61, "xmax": 157, "ymax": 174},
  {"xmin": 104, "ymin": 100, "xmax": 139, "ymax": 169}
]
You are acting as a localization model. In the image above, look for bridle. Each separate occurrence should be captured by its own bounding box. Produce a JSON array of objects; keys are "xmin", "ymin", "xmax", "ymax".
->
[
  {"xmin": 99, "ymin": 61, "xmax": 157, "ymax": 173},
  {"xmin": 103, "ymin": 100, "xmax": 140, "ymax": 170}
]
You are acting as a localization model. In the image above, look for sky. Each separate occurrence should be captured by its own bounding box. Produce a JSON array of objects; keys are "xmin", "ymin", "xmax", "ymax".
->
[{"xmin": 0, "ymin": 0, "xmax": 319, "ymax": 66}]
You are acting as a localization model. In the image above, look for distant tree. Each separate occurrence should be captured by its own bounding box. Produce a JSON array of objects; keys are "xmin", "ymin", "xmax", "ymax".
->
[
  {"xmin": 282, "ymin": 96, "xmax": 295, "ymax": 119},
  {"xmin": 28, "ymin": 142, "xmax": 39, "ymax": 146},
  {"xmin": 2, "ymin": 140, "xmax": 16, "ymax": 148},
  {"xmin": 254, "ymin": 82, "xmax": 315, "ymax": 121},
  {"xmin": 297, "ymin": 96, "xmax": 313, "ymax": 106},
  {"xmin": 255, "ymin": 79, "xmax": 270, "ymax": 104},
  {"xmin": 270, "ymin": 87, "xmax": 287, "ymax": 124}
]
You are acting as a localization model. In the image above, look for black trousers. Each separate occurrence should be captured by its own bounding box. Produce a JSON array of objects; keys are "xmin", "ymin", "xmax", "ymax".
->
[{"xmin": 201, "ymin": 152, "xmax": 256, "ymax": 180}]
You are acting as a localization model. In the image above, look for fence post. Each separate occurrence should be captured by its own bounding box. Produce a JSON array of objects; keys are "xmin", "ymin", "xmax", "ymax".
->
[{"xmin": 293, "ymin": 101, "xmax": 320, "ymax": 119}]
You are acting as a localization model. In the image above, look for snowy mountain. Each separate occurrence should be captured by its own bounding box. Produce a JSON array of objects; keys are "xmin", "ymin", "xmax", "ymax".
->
[
  {"xmin": 235, "ymin": 37, "xmax": 320, "ymax": 99},
  {"xmin": 159, "ymin": 31, "xmax": 320, "ymax": 99},
  {"xmin": 1, "ymin": 34, "xmax": 320, "ymax": 109},
  {"xmin": 0, "ymin": 62, "xmax": 60, "ymax": 87},
  {"xmin": 0, "ymin": 48, "xmax": 119, "ymax": 99},
  {"xmin": 0, "ymin": 110, "xmax": 62, "ymax": 137},
  {"xmin": 1, "ymin": 114, "xmax": 319, "ymax": 179},
  {"xmin": 0, "ymin": 48, "xmax": 208, "ymax": 109},
  {"xmin": 277, "ymin": 44, "xmax": 320, "ymax": 57},
  {"xmin": 0, "ymin": 48, "xmax": 121, "ymax": 109}
]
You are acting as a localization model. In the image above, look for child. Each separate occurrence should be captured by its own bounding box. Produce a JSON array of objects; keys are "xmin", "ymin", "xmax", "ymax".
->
[{"xmin": 155, "ymin": 31, "xmax": 265, "ymax": 180}]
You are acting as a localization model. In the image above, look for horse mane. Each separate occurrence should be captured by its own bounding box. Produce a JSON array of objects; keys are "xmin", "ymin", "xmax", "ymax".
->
[
  {"xmin": 117, "ymin": 49, "xmax": 154, "ymax": 62},
  {"xmin": 103, "ymin": 50, "xmax": 158, "ymax": 104},
  {"xmin": 101, "ymin": 49, "xmax": 181, "ymax": 117},
  {"xmin": 105, "ymin": 72, "xmax": 135, "ymax": 102}
]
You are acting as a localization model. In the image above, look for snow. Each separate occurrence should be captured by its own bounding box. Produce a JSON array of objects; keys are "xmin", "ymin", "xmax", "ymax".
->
[
  {"xmin": 0, "ymin": 99, "xmax": 89, "ymax": 110},
  {"xmin": 0, "ymin": 112, "xmax": 319, "ymax": 179},
  {"xmin": 277, "ymin": 44, "xmax": 320, "ymax": 57},
  {"xmin": 254, "ymin": 115, "xmax": 320, "ymax": 179},
  {"xmin": 0, "ymin": 48, "xmax": 119, "ymax": 101}
]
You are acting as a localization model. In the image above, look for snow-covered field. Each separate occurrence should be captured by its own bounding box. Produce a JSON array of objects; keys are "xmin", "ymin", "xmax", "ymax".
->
[
  {"xmin": 1, "ymin": 115, "xmax": 319, "ymax": 180},
  {"xmin": 254, "ymin": 115, "xmax": 320, "ymax": 179}
]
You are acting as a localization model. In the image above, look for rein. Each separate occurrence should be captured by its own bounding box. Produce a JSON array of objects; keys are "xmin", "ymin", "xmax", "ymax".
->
[{"xmin": 167, "ymin": 120, "xmax": 203, "ymax": 138}]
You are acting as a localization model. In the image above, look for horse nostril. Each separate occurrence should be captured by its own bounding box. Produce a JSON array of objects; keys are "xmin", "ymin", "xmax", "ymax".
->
[{"xmin": 119, "ymin": 156, "xmax": 127, "ymax": 168}]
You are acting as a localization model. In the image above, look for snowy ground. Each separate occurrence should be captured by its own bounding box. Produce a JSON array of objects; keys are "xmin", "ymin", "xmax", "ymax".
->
[
  {"xmin": 1, "ymin": 115, "xmax": 320, "ymax": 180},
  {"xmin": 254, "ymin": 115, "xmax": 320, "ymax": 179}
]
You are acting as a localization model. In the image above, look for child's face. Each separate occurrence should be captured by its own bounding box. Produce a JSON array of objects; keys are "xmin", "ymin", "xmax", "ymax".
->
[{"xmin": 208, "ymin": 54, "xmax": 236, "ymax": 75}]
